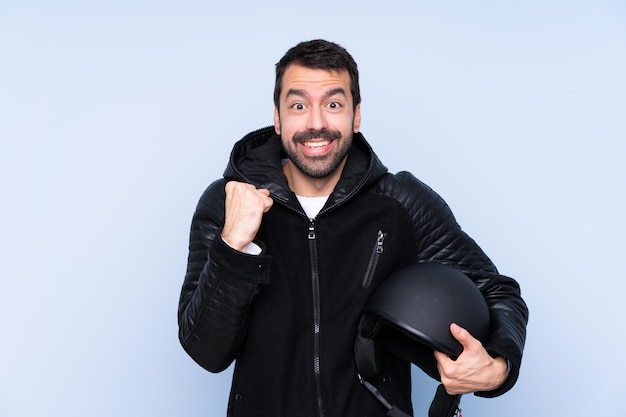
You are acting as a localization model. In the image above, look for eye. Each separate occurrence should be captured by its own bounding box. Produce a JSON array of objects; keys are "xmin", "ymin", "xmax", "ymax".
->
[
  {"xmin": 327, "ymin": 101, "xmax": 342, "ymax": 110},
  {"xmin": 291, "ymin": 102, "xmax": 305, "ymax": 110}
]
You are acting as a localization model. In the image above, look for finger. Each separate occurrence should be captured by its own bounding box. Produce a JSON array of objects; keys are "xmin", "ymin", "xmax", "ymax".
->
[
  {"xmin": 433, "ymin": 351, "xmax": 459, "ymax": 394},
  {"xmin": 257, "ymin": 188, "xmax": 271, "ymax": 197},
  {"xmin": 262, "ymin": 197, "xmax": 274, "ymax": 213},
  {"xmin": 433, "ymin": 350, "xmax": 450, "ymax": 367},
  {"xmin": 254, "ymin": 188, "xmax": 273, "ymax": 212},
  {"xmin": 450, "ymin": 323, "xmax": 480, "ymax": 351},
  {"xmin": 433, "ymin": 349, "xmax": 448, "ymax": 361}
]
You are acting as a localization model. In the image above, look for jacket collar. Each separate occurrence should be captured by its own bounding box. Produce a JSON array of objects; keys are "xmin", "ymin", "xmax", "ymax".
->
[{"xmin": 223, "ymin": 126, "xmax": 388, "ymax": 208}]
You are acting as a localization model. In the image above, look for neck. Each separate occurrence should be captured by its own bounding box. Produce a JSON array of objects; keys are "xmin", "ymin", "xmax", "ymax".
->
[{"xmin": 282, "ymin": 159, "xmax": 346, "ymax": 197}]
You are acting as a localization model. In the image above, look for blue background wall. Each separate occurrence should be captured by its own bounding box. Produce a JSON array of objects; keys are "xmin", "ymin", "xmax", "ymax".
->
[{"xmin": 1, "ymin": 1, "xmax": 625, "ymax": 416}]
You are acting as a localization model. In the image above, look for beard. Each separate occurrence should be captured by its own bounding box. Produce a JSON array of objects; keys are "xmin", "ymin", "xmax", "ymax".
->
[{"xmin": 283, "ymin": 128, "xmax": 353, "ymax": 179}]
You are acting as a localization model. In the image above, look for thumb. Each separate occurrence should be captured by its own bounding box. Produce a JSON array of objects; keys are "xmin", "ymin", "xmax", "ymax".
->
[{"xmin": 450, "ymin": 323, "xmax": 474, "ymax": 349}]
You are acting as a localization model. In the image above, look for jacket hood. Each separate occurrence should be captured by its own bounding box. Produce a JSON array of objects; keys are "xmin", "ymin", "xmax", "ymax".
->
[{"xmin": 223, "ymin": 126, "xmax": 388, "ymax": 207}]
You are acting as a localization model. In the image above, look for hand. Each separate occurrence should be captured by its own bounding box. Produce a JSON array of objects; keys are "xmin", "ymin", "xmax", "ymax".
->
[
  {"xmin": 221, "ymin": 181, "xmax": 273, "ymax": 252},
  {"xmin": 434, "ymin": 323, "xmax": 508, "ymax": 395}
]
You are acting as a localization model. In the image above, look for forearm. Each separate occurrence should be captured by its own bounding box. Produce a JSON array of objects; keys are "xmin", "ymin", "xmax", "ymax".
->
[
  {"xmin": 476, "ymin": 274, "xmax": 529, "ymax": 397},
  {"xmin": 178, "ymin": 234, "xmax": 271, "ymax": 372}
]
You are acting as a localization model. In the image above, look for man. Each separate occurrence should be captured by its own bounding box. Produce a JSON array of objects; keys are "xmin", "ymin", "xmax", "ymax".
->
[{"xmin": 178, "ymin": 39, "xmax": 528, "ymax": 417}]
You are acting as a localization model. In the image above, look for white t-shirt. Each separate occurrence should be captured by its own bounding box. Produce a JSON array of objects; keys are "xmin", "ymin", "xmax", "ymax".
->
[{"xmin": 296, "ymin": 195, "xmax": 330, "ymax": 220}]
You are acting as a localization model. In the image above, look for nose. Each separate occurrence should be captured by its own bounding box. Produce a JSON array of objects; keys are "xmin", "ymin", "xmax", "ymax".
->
[{"xmin": 306, "ymin": 105, "xmax": 327, "ymax": 131}]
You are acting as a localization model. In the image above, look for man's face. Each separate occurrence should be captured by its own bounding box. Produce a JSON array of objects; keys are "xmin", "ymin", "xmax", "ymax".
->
[{"xmin": 274, "ymin": 64, "xmax": 361, "ymax": 179}]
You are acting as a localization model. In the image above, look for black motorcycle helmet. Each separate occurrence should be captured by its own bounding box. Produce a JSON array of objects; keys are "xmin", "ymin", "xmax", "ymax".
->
[{"xmin": 355, "ymin": 262, "xmax": 491, "ymax": 417}]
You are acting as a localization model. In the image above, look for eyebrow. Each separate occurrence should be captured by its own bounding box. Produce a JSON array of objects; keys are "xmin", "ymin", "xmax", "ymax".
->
[{"xmin": 285, "ymin": 87, "xmax": 348, "ymax": 100}]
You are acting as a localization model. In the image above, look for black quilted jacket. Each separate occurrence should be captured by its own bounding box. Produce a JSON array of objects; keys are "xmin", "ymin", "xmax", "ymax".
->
[{"xmin": 178, "ymin": 126, "xmax": 528, "ymax": 417}]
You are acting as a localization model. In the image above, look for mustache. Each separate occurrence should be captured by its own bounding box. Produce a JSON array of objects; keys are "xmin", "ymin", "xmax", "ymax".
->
[{"xmin": 292, "ymin": 129, "xmax": 342, "ymax": 142}]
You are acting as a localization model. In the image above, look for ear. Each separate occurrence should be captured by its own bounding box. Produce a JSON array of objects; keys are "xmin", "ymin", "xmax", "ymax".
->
[
  {"xmin": 353, "ymin": 103, "xmax": 361, "ymax": 133},
  {"xmin": 274, "ymin": 106, "xmax": 281, "ymax": 135}
]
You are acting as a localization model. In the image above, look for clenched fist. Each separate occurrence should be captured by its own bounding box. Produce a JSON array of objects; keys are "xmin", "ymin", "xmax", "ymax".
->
[{"xmin": 221, "ymin": 181, "xmax": 274, "ymax": 252}]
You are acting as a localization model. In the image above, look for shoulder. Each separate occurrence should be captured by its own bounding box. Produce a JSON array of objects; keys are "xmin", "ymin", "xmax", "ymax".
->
[
  {"xmin": 194, "ymin": 178, "xmax": 227, "ymax": 220},
  {"xmin": 372, "ymin": 171, "xmax": 449, "ymax": 212}
]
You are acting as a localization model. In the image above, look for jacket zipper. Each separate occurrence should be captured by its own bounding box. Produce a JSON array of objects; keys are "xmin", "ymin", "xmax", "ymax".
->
[
  {"xmin": 308, "ymin": 219, "xmax": 325, "ymax": 417},
  {"xmin": 362, "ymin": 230, "xmax": 385, "ymax": 288}
]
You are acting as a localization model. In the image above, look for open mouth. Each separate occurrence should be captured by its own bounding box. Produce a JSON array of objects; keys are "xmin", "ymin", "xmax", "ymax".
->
[
  {"xmin": 302, "ymin": 140, "xmax": 331, "ymax": 149},
  {"xmin": 293, "ymin": 130, "xmax": 341, "ymax": 156},
  {"xmin": 298, "ymin": 139, "xmax": 335, "ymax": 156}
]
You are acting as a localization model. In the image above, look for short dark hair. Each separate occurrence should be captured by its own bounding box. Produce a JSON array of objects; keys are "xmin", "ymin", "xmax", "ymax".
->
[{"xmin": 274, "ymin": 39, "xmax": 361, "ymax": 110}]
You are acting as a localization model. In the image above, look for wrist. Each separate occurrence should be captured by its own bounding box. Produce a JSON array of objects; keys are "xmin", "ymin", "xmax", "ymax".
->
[
  {"xmin": 221, "ymin": 233, "xmax": 248, "ymax": 253},
  {"xmin": 490, "ymin": 356, "xmax": 509, "ymax": 390}
]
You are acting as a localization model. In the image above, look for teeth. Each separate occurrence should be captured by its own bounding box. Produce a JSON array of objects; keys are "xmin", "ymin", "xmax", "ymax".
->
[{"xmin": 303, "ymin": 140, "xmax": 330, "ymax": 148}]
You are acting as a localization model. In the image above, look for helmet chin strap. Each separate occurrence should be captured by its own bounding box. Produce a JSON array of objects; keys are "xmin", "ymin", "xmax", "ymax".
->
[
  {"xmin": 358, "ymin": 373, "xmax": 412, "ymax": 417},
  {"xmin": 428, "ymin": 384, "xmax": 462, "ymax": 417},
  {"xmin": 358, "ymin": 373, "xmax": 461, "ymax": 417},
  {"xmin": 355, "ymin": 315, "xmax": 462, "ymax": 417}
]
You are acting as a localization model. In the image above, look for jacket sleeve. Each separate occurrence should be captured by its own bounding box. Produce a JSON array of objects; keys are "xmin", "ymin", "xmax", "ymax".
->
[
  {"xmin": 177, "ymin": 178, "xmax": 272, "ymax": 373},
  {"xmin": 395, "ymin": 172, "xmax": 529, "ymax": 398}
]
